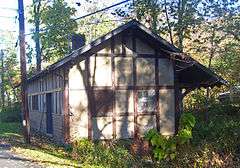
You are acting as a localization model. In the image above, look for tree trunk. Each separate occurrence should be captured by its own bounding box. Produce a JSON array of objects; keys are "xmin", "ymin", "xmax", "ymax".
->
[
  {"xmin": 5, "ymin": 68, "xmax": 18, "ymax": 103},
  {"xmin": 1, "ymin": 50, "xmax": 5, "ymax": 109},
  {"xmin": 205, "ymin": 28, "xmax": 215, "ymax": 122},
  {"xmin": 177, "ymin": 0, "xmax": 185, "ymax": 51},
  {"xmin": 34, "ymin": 0, "xmax": 42, "ymax": 71},
  {"xmin": 164, "ymin": 0, "xmax": 174, "ymax": 45},
  {"xmin": 6, "ymin": 91, "xmax": 11, "ymax": 108}
]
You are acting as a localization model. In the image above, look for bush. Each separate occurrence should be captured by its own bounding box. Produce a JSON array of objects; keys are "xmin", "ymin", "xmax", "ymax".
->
[
  {"xmin": 71, "ymin": 139, "xmax": 140, "ymax": 168},
  {"xmin": 191, "ymin": 102, "xmax": 240, "ymax": 152},
  {"xmin": 145, "ymin": 113, "xmax": 196, "ymax": 161},
  {"xmin": 0, "ymin": 103, "xmax": 21, "ymax": 122}
]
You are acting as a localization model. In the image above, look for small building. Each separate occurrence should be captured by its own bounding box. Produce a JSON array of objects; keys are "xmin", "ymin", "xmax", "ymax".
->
[{"xmin": 27, "ymin": 20, "xmax": 226, "ymax": 143}]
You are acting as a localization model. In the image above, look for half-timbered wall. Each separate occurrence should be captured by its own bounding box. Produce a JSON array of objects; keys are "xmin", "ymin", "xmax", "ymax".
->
[
  {"xmin": 69, "ymin": 33, "xmax": 175, "ymax": 140},
  {"xmin": 27, "ymin": 69, "xmax": 65, "ymax": 142}
]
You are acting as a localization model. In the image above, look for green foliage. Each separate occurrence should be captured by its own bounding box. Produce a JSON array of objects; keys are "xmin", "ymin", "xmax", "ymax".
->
[
  {"xmin": 214, "ymin": 41, "xmax": 240, "ymax": 84},
  {"xmin": 77, "ymin": 1, "xmax": 118, "ymax": 43},
  {"xmin": 180, "ymin": 112, "xmax": 196, "ymax": 129},
  {"xmin": 144, "ymin": 102, "xmax": 240, "ymax": 167},
  {"xmin": 71, "ymin": 139, "xmax": 139, "ymax": 168},
  {"xmin": 177, "ymin": 113, "xmax": 196, "ymax": 144},
  {"xmin": 145, "ymin": 129, "xmax": 177, "ymax": 161},
  {"xmin": 134, "ymin": 0, "xmax": 160, "ymax": 32},
  {"xmin": 0, "ymin": 122, "xmax": 22, "ymax": 138},
  {"xmin": 145, "ymin": 113, "xmax": 196, "ymax": 161},
  {"xmin": 0, "ymin": 103, "xmax": 21, "ymax": 123},
  {"xmin": 40, "ymin": 0, "xmax": 78, "ymax": 62},
  {"xmin": 192, "ymin": 102, "xmax": 240, "ymax": 153},
  {"xmin": 0, "ymin": 38, "xmax": 20, "ymax": 106}
]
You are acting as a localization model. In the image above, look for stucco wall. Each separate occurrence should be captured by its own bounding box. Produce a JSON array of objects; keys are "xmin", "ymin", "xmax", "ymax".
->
[{"xmin": 68, "ymin": 34, "xmax": 175, "ymax": 140}]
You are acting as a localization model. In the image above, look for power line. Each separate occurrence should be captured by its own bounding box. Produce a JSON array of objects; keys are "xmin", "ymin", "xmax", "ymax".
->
[
  {"xmin": 0, "ymin": 16, "xmax": 17, "ymax": 19},
  {"xmin": 0, "ymin": 7, "xmax": 17, "ymax": 11},
  {"xmin": 82, "ymin": 18, "xmax": 129, "ymax": 25},
  {"xmin": 0, "ymin": 43, "xmax": 16, "ymax": 45},
  {"xmin": 73, "ymin": 0, "xmax": 130, "ymax": 21},
  {"xmin": 0, "ymin": 29, "xmax": 17, "ymax": 32},
  {"xmin": 24, "ymin": 0, "xmax": 131, "ymax": 36}
]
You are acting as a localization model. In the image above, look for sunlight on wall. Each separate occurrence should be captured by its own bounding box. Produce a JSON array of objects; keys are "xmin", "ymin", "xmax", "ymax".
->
[
  {"xmin": 69, "ymin": 62, "xmax": 86, "ymax": 90},
  {"xmin": 159, "ymin": 89, "xmax": 175, "ymax": 135},
  {"xmin": 69, "ymin": 64, "xmax": 88, "ymax": 139},
  {"xmin": 136, "ymin": 58, "xmax": 155, "ymax": 86},
  {"xmin": 92, "ymin": 117, "xmax": 113, "ymax": 140},
  {"xmin": 137, "ymin": 115, "xmax": 157, "ymax": 136},
  {"xmin": 90, "ymin": 56, "xmax": 112, "ymax": 86}
]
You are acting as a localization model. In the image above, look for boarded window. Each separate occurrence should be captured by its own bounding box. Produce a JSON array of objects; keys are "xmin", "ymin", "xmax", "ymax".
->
[
  {"xmin": 115, "ymin": 57, "xmax": 133, "ymax": 86},
  {"xmin": 136, "ymin": 58, "xmax": 155, "ymax": 86},
  {"xmin": 137, "ymin": 90, "xmax": 157, "ymax": 113},
  {"xmin": 92, "ymin": 89, "xmax": 114, "ymax": 117},
  {"xmin": 32, "ymin": 95, "xmax": 39, "ymax": 111}
]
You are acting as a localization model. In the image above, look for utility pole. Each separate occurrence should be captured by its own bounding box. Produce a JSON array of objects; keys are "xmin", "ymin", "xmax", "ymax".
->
[
  {"xmin": 0, "ymin": 50, "xmax": 5, "ymax": 109},
  {"xmin": 18, "ymin": 0, "xmax": 30, "ymax": 143}
]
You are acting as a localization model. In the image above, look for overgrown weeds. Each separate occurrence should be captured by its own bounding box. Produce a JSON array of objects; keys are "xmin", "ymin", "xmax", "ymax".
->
[
  {"xmin": 70, "ymin": 139, "xmax": 151, "ymax": 168},
  {"xmin": 1, "ymin": 101, "xmax": 239, "ymax": 167}
]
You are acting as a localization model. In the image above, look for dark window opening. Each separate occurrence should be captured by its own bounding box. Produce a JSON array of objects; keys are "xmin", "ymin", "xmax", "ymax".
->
[{"xmin": 32, "ymin": 95, "xmax": 39, "ymax": 111}]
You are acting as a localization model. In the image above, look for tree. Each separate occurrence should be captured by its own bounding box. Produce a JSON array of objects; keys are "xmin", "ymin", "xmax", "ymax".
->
[
  {"xmin": 4, "ymin": 48, "xmax": 20, "ymax": 104},
  {"xmin": 29, "ymin": 0, "xmax": 49, "ymax": 71},
  {"xmin": 0, "ymin": 32, "xmax": 20, "ymax": 108},
  {"xmin": 162, "ymin": 0, "xmax": 203, "ymax": 51},
  {"xmin": 77, "ymin": 0, "xmax": 118, "ymax": 43},
  {"xmin": 183, "ymin": 0, "xmax": 240, "ymax": 116},
  {"xmin": 134, "ymin": 0, "xmax": 160, "ymax": 32},
  {"xmin": 32, "ymin": 0, "xmax": 42, "ymax": 71},
  {"xmin": 114, "ymin": 0, "xmax": 160, "ymax": 32},
  {"xmin": 29, "ymin": 0, "xmax": 78, "ymax": 65},
  {"xmin": 40, "ymin": 0, "xmax": 78, "ymax": 63},
  {"xmin": 115, "ymin": 0, "xmax": 203, "ymax": 51}
]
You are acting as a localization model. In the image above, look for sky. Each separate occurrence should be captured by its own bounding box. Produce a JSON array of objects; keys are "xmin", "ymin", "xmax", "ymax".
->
[{"xmin": 0, "ymin": 0, "xmax": 126, "ymax": 50}]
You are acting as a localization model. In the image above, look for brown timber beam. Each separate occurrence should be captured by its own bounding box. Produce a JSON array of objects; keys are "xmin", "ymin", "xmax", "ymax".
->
[
  {"xmin": 132, "ymin": 33, "xmax": 138, "ymax": 139},
  {"xmin": 111, "ymin": 37, "xmax": 116, "ymax": 139},
  {"xmin": 155, "ymin": 50, "xmax": 160, "ymax": 132},
  {"xmin": 173, "ymin": 58, "xmax": 180, "ymax": 134},
  {"xmin": 63, "ymin": 68, "xmax": 70, "ymax": 143}
]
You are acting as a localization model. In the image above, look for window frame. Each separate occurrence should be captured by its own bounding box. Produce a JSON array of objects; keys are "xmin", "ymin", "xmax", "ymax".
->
[{"xmin": 32, "ymin": 95, "xmax": 39, "ymax": 111}]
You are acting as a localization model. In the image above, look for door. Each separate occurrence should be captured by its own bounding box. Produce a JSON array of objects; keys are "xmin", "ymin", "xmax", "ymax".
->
[{"xmin": 46, "ymin": 93, "xmax": 53, "ymax": 134}]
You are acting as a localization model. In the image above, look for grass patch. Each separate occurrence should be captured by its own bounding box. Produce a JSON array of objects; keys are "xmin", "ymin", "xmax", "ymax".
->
[
  {"xmin": 0, "ymin": 103, "xmax": 21, "ymax": 122},
  {"xmin": 12, "ymin": 147, "xmax": 78, "ymax": 168},
  {"xmin": 0, "ymin": 122, "xmax": 78, "ymax": 168},
  {"xmin": 0, "ymin": 122, "xmax": 22, "ymax": 138}
]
